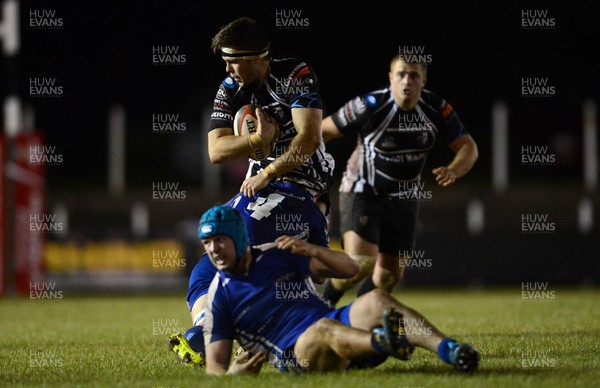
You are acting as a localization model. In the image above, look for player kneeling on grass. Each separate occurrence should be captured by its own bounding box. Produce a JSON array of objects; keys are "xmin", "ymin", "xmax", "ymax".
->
[
  {"xmin": 169, "ymin": 181, "xmax": 331, "ymax": 367},
  {"xmin": 188, "ymin": 205, "xmax": 480, "ymax": 375}
]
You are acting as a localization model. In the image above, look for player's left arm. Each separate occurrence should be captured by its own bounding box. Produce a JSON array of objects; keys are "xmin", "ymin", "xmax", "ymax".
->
[
  {"xmin": 206, "ymin": 338, "xmax": 266, "ymax": 376},
  {"xmin": 240, "ymin": 107, "xmax": 322, "ymax": 197},
  {"xmin": 432, "ymin": 134, "xmax": 479, "ymax": 187},
  {"xmin": 205, "ymin": 339, "xmax": 233, "ymax": 375},
  {"xmin": 276, "ymin": 235, "xmax": 359, "ymax": 278}
]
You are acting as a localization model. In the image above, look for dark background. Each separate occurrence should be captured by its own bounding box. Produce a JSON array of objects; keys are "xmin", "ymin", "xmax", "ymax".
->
[
  {"xmin": 4, "ymin": 0, "xmax": 600, "ymax": 288},
  {"xmin": 11, "ymin": 0, "xmax": 599, "ymax": 187}
]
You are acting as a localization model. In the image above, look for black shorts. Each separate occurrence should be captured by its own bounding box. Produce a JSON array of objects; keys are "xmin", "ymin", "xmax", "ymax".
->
[{"xmin": 339, "ymin": 192, "xmax": 419, "ymax": 255}]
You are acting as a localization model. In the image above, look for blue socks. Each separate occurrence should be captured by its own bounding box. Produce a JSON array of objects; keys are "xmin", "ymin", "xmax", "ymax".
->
[
  {"xmin": 437, "ymin": 337, "xmax": 458, "ymax": 364},
  {"xmin": 184, "ymin": 326, "xmax": 205, "ymax": 353}
]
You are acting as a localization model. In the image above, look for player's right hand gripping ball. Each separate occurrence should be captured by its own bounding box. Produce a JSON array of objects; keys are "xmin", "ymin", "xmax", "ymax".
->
[{"xmin": 234, "ymin": 104, "xmax": 277, "ymax": 161}]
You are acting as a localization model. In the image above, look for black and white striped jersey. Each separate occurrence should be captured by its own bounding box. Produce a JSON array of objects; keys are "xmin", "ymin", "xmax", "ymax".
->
[
  {"xmin": 331, "ymin": 87, "xmax": 468, "ymax": 198},
  {"xmin": 208, "ymin": 57, "xmax": 335, "ymax": 197}
]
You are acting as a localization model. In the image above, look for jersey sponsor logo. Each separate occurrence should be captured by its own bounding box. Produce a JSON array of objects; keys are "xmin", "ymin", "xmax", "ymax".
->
[
  {"xmin": 211, "ymin": 111, "xmax": 233, "ymax": 120},
  {"xmin": 273, "ymin": 189, "xmax": 306, "ymax": 201},
  {"xmin": 376, "ymin": 151, "xmax": 428, "ymax": 163},
  {"xmin": 351, "ymin": 96, "xmax": 367, "ymax": 114},
  {"xmin": 335, "ymin": 110, "xmax": 348, "ymax": 127},
  {"xmin": 213, "ymin": 99, "xmax": 230, "ymax": 109},
  {"xmin": 216, "ymin": 86, "xmax": 228, "ymax": 100},
  {"xmin": 343, "ymin": 103, "xmax": 357, "ymax": 123},
  {"xmin": 290, "ymin": 62, "xmax": 310, "ymax": 78}
]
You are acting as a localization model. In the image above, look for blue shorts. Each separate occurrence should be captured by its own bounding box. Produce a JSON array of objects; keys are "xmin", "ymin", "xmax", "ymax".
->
[
  {"xmin": 278, "ymin": 304, "xmax": 353, "ymax": 372},
  {"xmin": 322, "ymin": 304, "xmax": 352, "ymax": 326}
]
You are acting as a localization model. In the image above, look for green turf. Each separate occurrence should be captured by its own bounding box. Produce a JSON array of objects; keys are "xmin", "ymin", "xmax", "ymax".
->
[{"xmin": 1, "ymin": 288, "xmax": 599, "ymax": 387}]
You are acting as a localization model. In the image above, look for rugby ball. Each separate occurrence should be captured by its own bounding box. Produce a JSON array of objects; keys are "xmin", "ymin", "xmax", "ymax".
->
[{"xmin": 233, "ymin": 104, "xmax": 276, "ymax": 161}]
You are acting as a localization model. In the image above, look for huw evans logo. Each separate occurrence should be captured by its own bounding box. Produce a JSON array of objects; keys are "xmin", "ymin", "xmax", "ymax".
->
[
  {"xmin": 29, "ymin": 9, "xmax": 63, "ymax": 29},
  {"xmin": 521, "ymin": 78, "xmax": 556, "ymax": 97},
  {"xmin": 29, "ymin": 350, "xmax": 64, "ymax": 367},
  {"xmin": 521, "ymin": 282, "xmax": 556, "ymax": 300},
  {"xmin": 521, "ymin": 146, "xmax": 556, "ymax": 166},
  {"xmin": 521, "ymin": 214, "xmax": 555, "ymax": 234},
  {"xmin": 274, "ymin": 76, "xmax": 313, "ymax": 95},
  {"xmin": 275, "ymin": 213, "xmax": 309, "ymax": 235},
  {"xmin": 398, "ymin": 45, "xmax": 433, "ymax": 65},
  {"xmin": 29, "ymin": 214, "xmax": 64, "ymax": 233},
  {"xmin": 398, "ymin": 111, "xmax": 434, "ymax": 132},
  {"xmin": 152, "ymin": 182, "xmax": 186, "ymax": 201},
  {"xmin": 152, "ymin": 114, "xmax": 187, "ymax": 133},
  {"xmin": 29, "ymin": 78, "xmax": 63, "ymax": 97},
  {"xmin": 274, "ymin": 144, "xmax": 311, "ymax": 165},
  {"xmin": 399, "ymin": 250, "xmax": 433, "ymax": 270},
  {"xmin": 521, "ymin": 10, "xmax": 556, "ymax": 29},
  {"xmin": 275, "ymin": 10, "xmax": 309, "ymax": 29},
  {"xmin": 275, "ymin": 281, "xmax": 309, "ymax": 301},
  {"xmin": 152, "ymin": 249, "xmax": 186, "ymax": 269},
  {"xmin": 152, "ymin": 46, "xmax": 186, "ymax": 65},
  {"xmin": 520, "ymin": 350, "xmax": 556, "ymax": 368},
  {"xmin": 398, "ymin": 181, "xmax": 433, "ymax": 202},
  {"xmin": 29, "ymin": 145, "xmax": 63, "ymax": 165},
  {"xmin": 152, "ymin": 318, "xmax": 187, "ymax": 336},
  {"xmin": 29, "ymin": 282, "xmax": 63, "ymax": 300}
]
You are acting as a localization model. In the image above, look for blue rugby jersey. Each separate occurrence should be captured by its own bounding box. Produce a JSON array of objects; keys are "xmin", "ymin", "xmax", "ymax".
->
[
  {"xmin": 203, "ymin": 246, "xmax": 333, "ymax": 369},
  {"xmin": 185, "ymin": 181, "xmax": 329, "ymax": 311}
]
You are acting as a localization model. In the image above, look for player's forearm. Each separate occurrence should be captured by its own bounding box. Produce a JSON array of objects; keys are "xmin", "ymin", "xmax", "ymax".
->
[
  {"xmin": 263, "ymin": 129, "xmax": 320, "ymax": 178},
  {"xmin": 447, "ymin": 142, "xmax": 478, "ymax": 178},
  {"xmin": 311, "ymin": 246, "xmax": 360, "ymax": 278},
  {"xmin": 208, "ymin": 131, "xmax": 254, "ymax": 164}
]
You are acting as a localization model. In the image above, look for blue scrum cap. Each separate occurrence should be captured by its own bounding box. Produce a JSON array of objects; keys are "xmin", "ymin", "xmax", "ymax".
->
[{"xmin": 198, "ymin": 205, "xmax": 249, "ymax": 260}]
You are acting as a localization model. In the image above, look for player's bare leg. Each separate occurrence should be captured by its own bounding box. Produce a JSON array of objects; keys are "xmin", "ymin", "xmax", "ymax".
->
[
  {"xmin": 323, "ymin": 231, "xmax": 377, "ymax": 305},
  {"xmin": 294, "ymin": 318, "xmax": 374, "ymax": 371},
  {"xmin": 372, "ymin": 253, "xmax": 403, "ymax": 291},
  {"xmin": 349, "ymin": 288, "xmax": 480, "ymax": 372},
  {"xmin": 350, "ymin": 289, "xmax": 443, "ymax": 351},
  {"xmin": 294, "ymin": 307, "xmax": 411, "ymax": 372}
]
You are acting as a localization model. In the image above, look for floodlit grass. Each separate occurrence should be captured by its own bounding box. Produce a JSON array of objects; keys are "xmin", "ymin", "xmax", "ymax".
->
[{"xmin": 1, "ymin": 288, "xmax": 599, "ymax": 387}]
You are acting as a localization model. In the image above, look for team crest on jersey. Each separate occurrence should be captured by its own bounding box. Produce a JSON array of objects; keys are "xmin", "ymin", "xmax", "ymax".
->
[
  {"xmin": 271, "ymin": 106, "xmax": 285, "ymax": 120},
  {"xmin": 223, "ymin": 77, "xmax": 238, "ymax": 89},
  {"xmin": 381, "ymin": 136, "xmax": 397, "ymax": 149},
  {"xmin": 417, "ymin": 131, "xmax": 430, "ymax": 146},
  {"xmin": 365, "ymin": 95, "xmax": 378, "ymax": 107}
]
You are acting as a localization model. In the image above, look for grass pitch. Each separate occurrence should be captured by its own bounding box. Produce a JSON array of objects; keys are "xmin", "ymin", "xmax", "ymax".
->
[{"xmin": 1, "ymin": 288, "xmax": 599, "ymax": 387}]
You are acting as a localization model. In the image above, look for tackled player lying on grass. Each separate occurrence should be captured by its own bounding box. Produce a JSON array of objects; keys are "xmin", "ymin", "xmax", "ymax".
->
[{"xmin": 171, "ymin": 205, "xmax": 479, "ymax": 375}]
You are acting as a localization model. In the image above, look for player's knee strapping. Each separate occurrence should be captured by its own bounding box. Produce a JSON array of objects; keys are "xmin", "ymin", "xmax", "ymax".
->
[
  {"xmin": 193, "ymin": 309, "xmax": 205, "ymax": 327},
  {"xmin": 333, "ymin": 255, "xmax": 376, "ymax": 290},
  {"xmin": 375, "ymin": 267, "xmax": 398, "ymax": 292}
]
